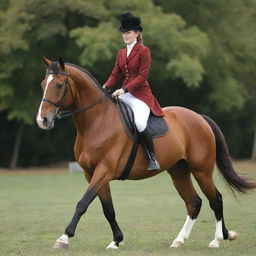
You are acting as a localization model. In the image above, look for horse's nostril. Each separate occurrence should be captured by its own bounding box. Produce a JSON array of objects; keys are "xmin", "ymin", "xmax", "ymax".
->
[{"xmin": 43, "ymin": 117, "xmax": 48, "ymax": 125}]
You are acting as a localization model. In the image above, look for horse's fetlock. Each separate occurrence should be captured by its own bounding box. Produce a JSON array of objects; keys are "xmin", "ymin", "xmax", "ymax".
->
[{"xmin": 115, "ymin": 232, "xmax": 124, "ymax": 244}]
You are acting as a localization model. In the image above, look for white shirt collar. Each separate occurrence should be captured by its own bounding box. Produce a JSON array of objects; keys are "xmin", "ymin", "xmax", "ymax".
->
[
  {"xmin": 127, "ymin": 40, "xmax": 137, "ymax": 49},
  {"xmin": 127, "ymin": 40, "xmax": 137, "ymax": 57}
]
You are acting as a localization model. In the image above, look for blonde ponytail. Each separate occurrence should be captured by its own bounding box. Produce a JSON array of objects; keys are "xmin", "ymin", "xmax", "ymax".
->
[{"xmin": 137, "ymin": 33, "xmax": 143, "ymax": 44}]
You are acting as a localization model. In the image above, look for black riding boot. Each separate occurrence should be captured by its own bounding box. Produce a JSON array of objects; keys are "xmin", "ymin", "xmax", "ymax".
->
[{"xmin": 140, "ymin": 129, "xmax": 161, "ymax": 171}]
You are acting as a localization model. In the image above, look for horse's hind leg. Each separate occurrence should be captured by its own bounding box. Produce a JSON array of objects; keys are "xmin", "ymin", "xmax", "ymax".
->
[
  {"xmin": 192, "ymin": 168, "xmax": 237, "ymax": 248},
  {"xmin": 168, "ymin": 161, "xmax": 202, "ymax": 248}
]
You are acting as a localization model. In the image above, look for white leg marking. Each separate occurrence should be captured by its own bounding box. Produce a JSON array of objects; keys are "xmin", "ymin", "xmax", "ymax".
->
[
  {"xmin": 53, "ymin": 234, "xmax": 69, "ymax": 249},
  {"xmin": 170, "ymin": 216, "xmax": 196, "ymax": 248},
  {"xmin": 56, "ymin": 234, "xmax": 69, "ymax": 244},
  {"xmin": 209, "ymin": 220, "xmax": 223, "ymax": 248},
  {"xmin": 106, "ymin": 241, "xmax": 119, "ymax": 249},
  {"xmin": 228, "ymin": 230, "xmax": 237, "ymax": 241},
  {"xmin": 36, "ymin": 75, "xmax": 53, "ymax": 129}
]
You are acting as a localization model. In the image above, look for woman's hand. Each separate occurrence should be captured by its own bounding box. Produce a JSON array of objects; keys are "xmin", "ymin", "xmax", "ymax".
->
[{"xmin": 112, "ymin": 89, "xmax": 125, "ymax": 97}]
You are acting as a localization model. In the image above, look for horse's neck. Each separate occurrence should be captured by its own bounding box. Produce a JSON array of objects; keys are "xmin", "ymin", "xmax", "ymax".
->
[
  {"xmin": 71, "ymin": 69, "xmax": 102, "ymax": 108},
  {"xmin": 69, "ymin": 67, "xmax": 116, "ymax": 133}
]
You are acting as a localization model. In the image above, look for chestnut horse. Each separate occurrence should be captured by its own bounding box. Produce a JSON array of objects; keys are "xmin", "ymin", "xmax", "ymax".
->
[{"xmin": 36, "ymin": 57, "xmax": 256, "ymax": 250}]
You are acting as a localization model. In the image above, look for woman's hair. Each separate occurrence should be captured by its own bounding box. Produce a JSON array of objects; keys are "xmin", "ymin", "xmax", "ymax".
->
[{"xmin": 137, "ymin": 33, "xmax": 143, "ymax": 44}]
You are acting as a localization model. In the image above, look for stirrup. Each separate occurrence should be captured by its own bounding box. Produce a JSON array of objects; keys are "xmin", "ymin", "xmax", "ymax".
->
[{"xmin": 147, "ymin": 159, "xmax": 161, "ymax": 171}]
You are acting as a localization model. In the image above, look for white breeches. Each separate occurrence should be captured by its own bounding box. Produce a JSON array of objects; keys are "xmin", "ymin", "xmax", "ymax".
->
[{"xmin": 119, "ymin": 92, "xmax": 150, "ymax": 132}]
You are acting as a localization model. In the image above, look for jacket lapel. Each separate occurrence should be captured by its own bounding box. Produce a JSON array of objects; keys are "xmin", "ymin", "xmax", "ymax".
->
[{"xmin": 127, "ymin": 42, "xmax": 141, "ymax": 63}]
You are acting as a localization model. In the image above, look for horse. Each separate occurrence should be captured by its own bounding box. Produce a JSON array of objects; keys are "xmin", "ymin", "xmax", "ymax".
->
[{"xmin": 36, "ymin": 56, "xmax": 256, "ymax": 250}]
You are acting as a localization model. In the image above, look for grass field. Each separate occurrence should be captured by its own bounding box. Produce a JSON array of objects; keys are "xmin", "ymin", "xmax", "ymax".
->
[{"xmin": 0, "ymin": 161, "xmax": 256, "ymax": 256}]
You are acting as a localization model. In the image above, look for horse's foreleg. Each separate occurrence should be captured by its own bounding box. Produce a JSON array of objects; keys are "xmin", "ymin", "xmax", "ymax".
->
[
  {"xmin": 53, "ymin": 167, "xmax": 111, "ymax": 249},
  {"xmin": 98, "ymin": 184, "xmax": 123, "ymax": 249}
]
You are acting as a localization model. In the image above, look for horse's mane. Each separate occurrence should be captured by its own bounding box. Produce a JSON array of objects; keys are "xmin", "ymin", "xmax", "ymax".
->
[{"xmin": 65, "ymin": 62, "xmax": 115, "ymax": 103}]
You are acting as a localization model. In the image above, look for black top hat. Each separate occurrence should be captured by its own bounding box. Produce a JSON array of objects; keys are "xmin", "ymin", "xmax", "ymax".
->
[{"xmin": 119, "ymin": 12, "xmax": 143, "ymax": 32}]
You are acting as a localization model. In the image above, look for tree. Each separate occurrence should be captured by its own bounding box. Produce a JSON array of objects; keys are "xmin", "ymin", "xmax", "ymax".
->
[
  {"xmin": 0, "ymin": 0, "xmax": 107, "ymax": 168},
  {"xmin": 0, "ymin": 0, "xmax": 211, "ymax": 167},
  {"xmin": 0, "ymin": 0, "xmax": 255, "ymax": 167},
  {"xmin": 154, "ymin": 0, "xmax": 256, "ymax": 158},
  {"xmin": 71, "ymin": 0, "xmax": 210, "ymax": 87}
]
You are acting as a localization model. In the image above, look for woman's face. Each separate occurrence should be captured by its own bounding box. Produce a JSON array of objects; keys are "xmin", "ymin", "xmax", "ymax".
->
[{"xmin": 122, "ymin": 30, "xmax": 140, "ymax": 45}]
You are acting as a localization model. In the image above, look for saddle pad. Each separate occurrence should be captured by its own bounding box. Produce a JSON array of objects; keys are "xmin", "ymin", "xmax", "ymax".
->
[{"xmin": 117, "ymin": 99, "xmax": 169, "ymax": 139}]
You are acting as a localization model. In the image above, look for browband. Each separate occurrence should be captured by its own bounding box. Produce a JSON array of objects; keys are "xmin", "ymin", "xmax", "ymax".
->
[{"xmin": 46, "ymin": 70, "xmax": 69, "ymax": 76}]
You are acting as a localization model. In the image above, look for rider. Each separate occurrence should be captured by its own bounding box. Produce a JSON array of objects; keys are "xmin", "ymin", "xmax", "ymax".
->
[{"xmin": 103, "ymin": 12, "xmax": 164, "ymax": 171}]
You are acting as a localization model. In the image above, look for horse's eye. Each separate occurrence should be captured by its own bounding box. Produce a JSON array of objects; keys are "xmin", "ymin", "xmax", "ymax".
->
[{"xmin": 55, "ymin": 83, "xmax": 63, "ymax": 89}]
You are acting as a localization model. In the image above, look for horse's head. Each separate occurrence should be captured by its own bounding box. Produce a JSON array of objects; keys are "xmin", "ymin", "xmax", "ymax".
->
[{"xmin": 36, "ymin": 56, "xmax": 73, "ymax": 130}]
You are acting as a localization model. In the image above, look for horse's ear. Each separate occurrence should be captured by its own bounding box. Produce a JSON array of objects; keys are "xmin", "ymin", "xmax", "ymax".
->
[
  {"xmin": 41, "ymin": 56, "xmax": 51, "ymax": 68},
  {"xmin": 58, "ymin": 56, "xmax": 65, "ymax": 70}
]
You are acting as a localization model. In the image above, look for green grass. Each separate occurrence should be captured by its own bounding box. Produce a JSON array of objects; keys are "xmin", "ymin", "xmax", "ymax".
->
[{"xmin": 0, "ymin": 167, "xmax": 256, "ymax": 256}]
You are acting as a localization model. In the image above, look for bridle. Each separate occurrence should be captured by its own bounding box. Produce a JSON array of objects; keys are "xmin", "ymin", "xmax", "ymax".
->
[
  {"xmin": 42, "ymin": 70, "xmax": 71, "ymax": 109},
  {"xmin": 41, "ymin": 70, "xmax": 105, "ymax": 119}
]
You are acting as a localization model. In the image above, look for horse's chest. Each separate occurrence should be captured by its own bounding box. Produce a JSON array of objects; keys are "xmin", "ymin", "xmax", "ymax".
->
[{"xmin": 75, "ymin": 142, "xmax": 102, "ymax": 172}]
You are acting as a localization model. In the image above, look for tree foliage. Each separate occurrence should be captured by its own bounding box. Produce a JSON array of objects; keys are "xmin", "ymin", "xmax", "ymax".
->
[
  {"xmin": 71, "ymin": 1, "xmax": 210, "ymax": 87},
  {"xmin": 155, "ymin": 0, "xmax": 256, "ymax": 112},
  {"xmin": 0, "ymin": 0, "xmax": 255, "ymax": 167},
  {"xmin": 155, "ymin": 0, "xmax": 256, "ymax": 158}
]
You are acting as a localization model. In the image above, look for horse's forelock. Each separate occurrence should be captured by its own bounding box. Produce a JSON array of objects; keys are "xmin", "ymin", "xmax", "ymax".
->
[{"xmin": 47, "ymin": 62, "xmax": 60, "ymax": 73}]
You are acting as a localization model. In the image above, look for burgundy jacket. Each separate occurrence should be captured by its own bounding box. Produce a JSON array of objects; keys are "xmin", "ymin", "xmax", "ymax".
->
[{"xmin": 105, "ymin": 42, "xmax": 164, "ymax": 116}]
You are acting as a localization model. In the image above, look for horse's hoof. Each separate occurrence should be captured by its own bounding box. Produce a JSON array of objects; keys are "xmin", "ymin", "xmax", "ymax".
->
[
  {"xmin": 228, "ymin": 231, "xmax": 237, "ymax": 241},
  {"xmin": 53, "ymin": 234, "xmax": 69, "ymax": 249},
  {"xmin": 106, "ymin": 241, "xmax": 119, "ymax": 249},
  {"xmin": 170, "ymin": 238, "xmax": 184, "ymax": 248},
  {"xmin": 53, "ymin": 242, "xmax": 68, "ymax": 249},
  {"xmin": 209, "ymin": 239, "xmax": 220, "ymax": 248}
]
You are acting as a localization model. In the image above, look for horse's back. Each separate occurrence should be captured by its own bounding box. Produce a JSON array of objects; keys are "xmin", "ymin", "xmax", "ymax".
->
[{"xmin": 163, "ymin": 106, "xmax": 208, "ymax": 127}]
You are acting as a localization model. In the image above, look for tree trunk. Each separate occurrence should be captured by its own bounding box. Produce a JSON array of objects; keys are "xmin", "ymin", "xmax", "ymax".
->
[
  {"xmin": 9, "ymin": 123, "xmax": 24, "ymax": 170},
  {"xmin": 252, "ymin": 126, "xmax": 256, "ymax": 161}
]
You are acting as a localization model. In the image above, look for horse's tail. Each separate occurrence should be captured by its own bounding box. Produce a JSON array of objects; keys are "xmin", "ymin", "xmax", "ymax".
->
[{"xmin": 202, "ymin": 115, "xmax": 256, "ymax": 194}]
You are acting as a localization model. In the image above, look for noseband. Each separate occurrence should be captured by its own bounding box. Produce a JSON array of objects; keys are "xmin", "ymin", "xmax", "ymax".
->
[{"xmin": 41, "ymin": 70, "xmax": 105, "ymax": 119}]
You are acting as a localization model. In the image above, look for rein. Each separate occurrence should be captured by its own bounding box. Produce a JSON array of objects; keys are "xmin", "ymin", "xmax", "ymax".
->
[{"xmin": 41, "ymin": 70, "xmax": 105, "ymax": 120}]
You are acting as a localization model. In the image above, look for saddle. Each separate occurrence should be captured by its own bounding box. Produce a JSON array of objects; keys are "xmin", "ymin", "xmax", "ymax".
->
[
  {"xmin": 117, "ymin": 99, "xmax": 169, "ymax": 139},
  {"xmin": 116, "ymin": 98, "xmax": 169, "ymax": 180}
]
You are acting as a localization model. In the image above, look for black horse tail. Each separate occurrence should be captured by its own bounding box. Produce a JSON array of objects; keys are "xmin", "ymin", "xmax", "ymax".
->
[{"xmin": 202, "ymin": 115, "xmax": 256, "ymax": 194}]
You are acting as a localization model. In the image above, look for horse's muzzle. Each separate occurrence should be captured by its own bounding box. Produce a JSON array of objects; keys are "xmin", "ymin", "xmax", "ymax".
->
[{"xmin": 36, "ymin": 113, "xmax": 55, "ymax": 130}]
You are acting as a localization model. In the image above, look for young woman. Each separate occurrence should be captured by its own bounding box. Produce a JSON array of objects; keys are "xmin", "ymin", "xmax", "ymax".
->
[{"xmin": 103, "ymin": 12, "xmax": 164, "ymax": 171}]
